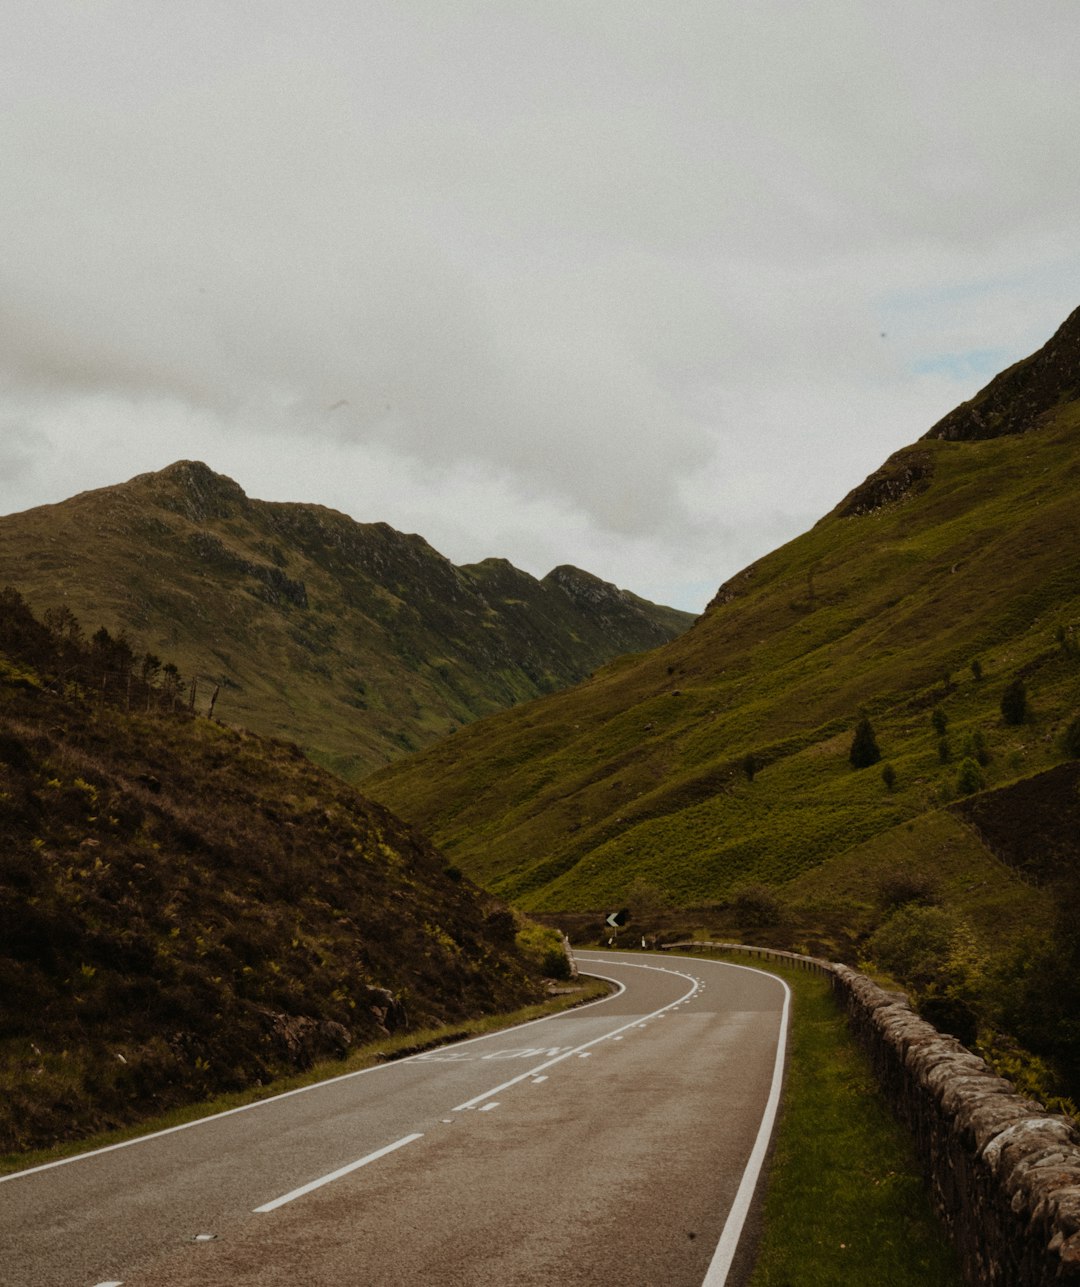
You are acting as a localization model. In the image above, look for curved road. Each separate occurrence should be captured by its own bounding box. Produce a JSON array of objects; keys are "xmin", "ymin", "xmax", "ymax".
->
[{"xmin": 0, "ymin": 951, "xmax": 789, "ymax": 1286}]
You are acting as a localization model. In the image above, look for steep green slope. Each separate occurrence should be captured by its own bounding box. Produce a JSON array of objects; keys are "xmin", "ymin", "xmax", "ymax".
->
[
  {"xmin": 0, "ymin": 592, "xmax": 552, "ymax": 1152},
  {"xmin": 0, "ymin": 463, "xmax": 693, "ymax": 780},
  {"xmin": 367, "ymin": 308, "xmax": 1080, "ymax": 915}
]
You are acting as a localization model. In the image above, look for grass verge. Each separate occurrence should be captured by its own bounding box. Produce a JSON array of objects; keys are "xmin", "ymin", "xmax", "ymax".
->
[
  {"xmin": 695, "ymin": 951, "xmax": 963, "ymax": 1286},
  {"xmin": 0, "ymin": 977, "xmax": 610, "ymax": 1179}
]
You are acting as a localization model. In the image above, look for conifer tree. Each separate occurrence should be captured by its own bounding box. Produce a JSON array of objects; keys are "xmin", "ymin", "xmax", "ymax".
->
[{"xmin": 849, "ymin": 715, "xmax": 881, "ymax": 768}]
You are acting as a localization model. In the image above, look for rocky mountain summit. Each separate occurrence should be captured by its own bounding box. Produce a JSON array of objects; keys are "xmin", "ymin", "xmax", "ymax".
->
[{"xmin": 0, "ymin": 462, "xmax": 694, "ymax": 776}]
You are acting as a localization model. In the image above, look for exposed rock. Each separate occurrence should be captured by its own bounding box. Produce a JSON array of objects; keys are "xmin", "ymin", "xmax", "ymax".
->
[
  {"xmin": 924, "ymin": 304, "xmax": 1080, "ymax": 442},
  {"xmin": 833, "ymin": 446, "xmax": 935, "ymax": 517}
]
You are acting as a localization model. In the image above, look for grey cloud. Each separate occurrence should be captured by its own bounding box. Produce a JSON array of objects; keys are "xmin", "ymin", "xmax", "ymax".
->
[{"xmin": 1, "ymin": 2, "xmax": 1079, "ymax": 610}]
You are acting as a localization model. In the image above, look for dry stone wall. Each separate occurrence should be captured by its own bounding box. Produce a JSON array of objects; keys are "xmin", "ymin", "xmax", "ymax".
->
[{"xmin": 665, "ymin": 942, "xmax": 1080, "ymax": 1285}]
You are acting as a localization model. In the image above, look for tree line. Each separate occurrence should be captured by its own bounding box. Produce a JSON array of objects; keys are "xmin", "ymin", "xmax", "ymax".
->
[{"xmin": 0, "ymin": 587, "xmax": 217, "ymax": 717}]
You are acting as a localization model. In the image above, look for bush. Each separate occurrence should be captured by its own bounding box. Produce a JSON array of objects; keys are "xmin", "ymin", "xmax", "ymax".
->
[
  {"xmin": 1063, "ymin": 715, "xmax": 1080, "ymax": 759},
  {"xmin": 931, "ymin": 707, "xmax": 947, "ymax": 736},
  {"xmin": 961, "ymin": 728, "xmax": 990, "ymax": 766},
  {"xmin": 1000, "ymin": 677, "xmax": 1027, "ymax": 725},
  {"xmin": 540, "ymin": 946, "xmax": 572, "ymax": 980},
  {"xmin": 877, "ymin": 869, "xmax": 938, "ymax": 913},
  {"xmin": 849, "ymin": 716, "xmax": 881, "ymax": 769},
  {"xmin": 881, "ymin": 763, "xmax": 896, "ymax": 791},
  {"xmin": 867, "ymin": 904, "xmax": 984, "ymax": 1001},
  {"xmin": 732, "ymin": 882, "xmax": 783, "ymax": 928},
  {"xmin": 956, "ymin": 757, "xmax": 984, "ymax": 795},
  {"xmin": 937, "ymin": 736, "xmax": 951, "ymax": 764}
]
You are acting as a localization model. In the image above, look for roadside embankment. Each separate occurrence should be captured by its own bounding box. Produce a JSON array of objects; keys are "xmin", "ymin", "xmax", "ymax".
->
[{"xmin": 663, "ymin": 942, "xmax": 1080, "ymax": 1285}]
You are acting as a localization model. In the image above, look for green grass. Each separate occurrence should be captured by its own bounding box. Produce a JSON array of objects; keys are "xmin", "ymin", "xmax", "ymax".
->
[
  {"xmin": 0, "ymin": 976, "xmax": 610, "ymax": 1178},
  {"xmin": 686, "ymin": 953, "xmax": 964, "ymax": 1287},
  {"xmin": 368, "ymin": 403, "xmax": 1080, "ymax": 945}
]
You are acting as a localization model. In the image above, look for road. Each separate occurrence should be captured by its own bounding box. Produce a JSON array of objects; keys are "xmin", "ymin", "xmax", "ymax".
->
[{"xmin": 0, "ymin": 951, "xmax": 789, "ymax": 1287}]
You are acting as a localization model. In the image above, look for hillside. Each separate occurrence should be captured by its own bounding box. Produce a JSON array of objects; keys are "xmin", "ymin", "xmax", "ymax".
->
[
  {"xmin": 0, "ymin": 463, "xmax": 693, "ymax": 779},
  {"xmin": 367, "ymin": 307, "xmax": 1080, "ymax": 922},
  {"xmin": 0, "ymin": 590, "xmax": 556, "ymax": 1153}
]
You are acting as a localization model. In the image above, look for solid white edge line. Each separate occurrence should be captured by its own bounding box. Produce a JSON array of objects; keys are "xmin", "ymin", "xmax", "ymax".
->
[
  {"xmin": 0, "ymin": 972, "xmax": 625, "ymax": 1186},
  {"xmin": 579, "ymin": 950, "xmax": 792, "ymax": 1286},
  {"xmin": 677, "ymin": 955, "xmax": 791, "ymax": 1287},
  {"xmin": 450, "ymin": 965, "xmax": 700, "ymax": 1112},
  {"xmin": 252, "ymin": 1132, "xmax": 423, "ymax": 1213}
]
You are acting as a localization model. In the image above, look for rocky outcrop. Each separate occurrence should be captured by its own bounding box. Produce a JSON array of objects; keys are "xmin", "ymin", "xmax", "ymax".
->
[
  {"xmin": 833, "ymin": 447, "xmax": 935, "ymax": 518},
  {"xmin": 924, "ymin": 305, "xmax": 1080, "ymax": 442}
]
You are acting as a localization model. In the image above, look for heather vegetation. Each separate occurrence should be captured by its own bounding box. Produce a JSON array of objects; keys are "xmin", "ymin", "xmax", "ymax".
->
[{"xmin": 0, "ymin": 591, "xmax": 559, "ymax": 1152}]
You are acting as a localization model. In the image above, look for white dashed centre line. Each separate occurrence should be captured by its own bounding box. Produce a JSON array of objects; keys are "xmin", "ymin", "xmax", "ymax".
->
[
  {"xmin": 253, "ymin": 1133, "xmax": 423, "ymax": 1213},
  {"xmin": 479, "ymin": 1103, "xmax": 499, "ymax": 1112}
]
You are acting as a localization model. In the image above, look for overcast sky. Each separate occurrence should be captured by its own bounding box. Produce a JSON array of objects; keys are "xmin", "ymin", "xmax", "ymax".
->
[{"xmin": 2, "ymin": 2, "xmax": 1078, "ymax": 611}]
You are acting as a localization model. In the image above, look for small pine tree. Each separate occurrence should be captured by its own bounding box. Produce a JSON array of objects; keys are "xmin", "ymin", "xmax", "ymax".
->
[
  {"xmin": 1000, "ymin": 678, "xmax": 1027, "ymax": 725},
  {"xmin": 1063, "ymin": 715, "xmax": 1080, "ymax": 759},
  {"xmin": 931, "ymin": 707, "xmax": 948, "ymax": 737},
  {"xmin": 971, "ymin": 658, "xmax": 983, "ymax": 682},
  {"xmin": 956, "ymin": 757, "xmax": 984, "ymax": 795},
  {"xmin": 742, "ymin": 753, "xmax": 757, "ymax": 782},
  {"xmin": 881, "ymin": 763, "xmax": 896, "ymax": 791},
  {"xmin": 937, "ymin": 736, "xmax": 951, "ymax": 764},
  {"xmin": 850, "ymin": 716, "xmax": 881, "ymax": 769}
]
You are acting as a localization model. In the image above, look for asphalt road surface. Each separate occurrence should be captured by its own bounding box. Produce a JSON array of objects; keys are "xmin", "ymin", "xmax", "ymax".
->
[{"xmin": 1, "ymin": 951, "xmax": 789, "ymax": 1287}]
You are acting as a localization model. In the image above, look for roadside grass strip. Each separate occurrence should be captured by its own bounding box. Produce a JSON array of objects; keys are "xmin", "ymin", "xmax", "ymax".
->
[{"xmin": 696, "ymin": 954, "xmax": 965, "ymax": 1286}]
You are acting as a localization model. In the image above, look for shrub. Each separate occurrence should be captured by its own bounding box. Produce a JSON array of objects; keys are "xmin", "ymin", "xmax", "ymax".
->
[
  {"xmin": 971, "ymin": 658, "xmax": 983, "ymax": 681},
  {"xmin": 540, "ymin": 946, "xmax": 572, "ymax": 980},
  {"xmin": 1063, "ymin": 715, "xmax": 1080, "ymax": 759},
  {"xmin": 742, "ymin": 752, "xmax": 757, "ymax": 782},
  {"xmin": 956, "ymin": 757, "xmax": 983, "ymax": 795},
  {"xmin": 732, "ymin": 882, "xmax": 783, "ymax": 928},
  {"xmin": 849, "ymin": 716, "xmax": 881, "ymax": 769},
  {"xmin": 931, "ymin": 707, "xmax": 947, "ymax": 736},
  {"xmin": 961, "ymin": 728, "xmax": 990, "ymax": 766},
  {"xmin": 937, "ymin": 736, "xmax": 951, "ymax": 764},
  {"xmin": 1000, "ymin": 677, "xmax": 1027, "ymax": 725},
  {"xmin": 881, "ymin": 763, "xmax": 896, "ymax": 791},
  {"xmin": 877, "ymin": 869, "xmax": 938, "ymax": 912}
]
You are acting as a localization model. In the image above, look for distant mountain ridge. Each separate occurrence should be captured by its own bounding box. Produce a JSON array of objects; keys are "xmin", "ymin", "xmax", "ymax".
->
[{"xmin": 0, "ymin": 462, "xmax": 694, "ymax": 777}]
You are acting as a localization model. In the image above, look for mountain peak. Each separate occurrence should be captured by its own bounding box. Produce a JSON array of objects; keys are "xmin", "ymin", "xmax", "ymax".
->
[
  {"xmin": 142, "ymin": 460, "xmax": 250, "ymax": 524},
  {"xmin": 923, "ymin": 304, "xmax": 1080, "ymax": 442}
]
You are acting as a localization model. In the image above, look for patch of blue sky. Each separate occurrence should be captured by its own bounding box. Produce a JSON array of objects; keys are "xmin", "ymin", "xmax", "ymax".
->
[{"xmin": 909, "ymin": 349, "xmax": 1013, "ymax": 381}]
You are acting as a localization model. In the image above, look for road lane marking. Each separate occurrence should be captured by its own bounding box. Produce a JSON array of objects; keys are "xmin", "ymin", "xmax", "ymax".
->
[
  {"xmin": 1, "ymin": 982, "xmax": 626, "ymax": 1187},
  {"xmin": 450, "ymin": 965, "xmax": 700, "ymax": 1112},
  {"xmin": 253, "ymin": 1133, "xmax": 423, "ymax": 1213},
  {"xmin": 479, "ymin": 1103, "xmax": 499, "ymax": 1112},
  {"xmin": 94, "ymin": 1281, "xmax": 123, "ymax": 1286}
]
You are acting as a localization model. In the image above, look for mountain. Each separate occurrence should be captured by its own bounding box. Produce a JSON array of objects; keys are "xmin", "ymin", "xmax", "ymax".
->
[
  {"xmin": 0, "ymin": 589, "xmax": 557, "ymax": 1153},
  {"xmin": 366, "ymin": 307, "xmax": 1080, "ymax": 926},
  {"xmin": 0, "ymin": 463, "xmax": 693, "ymax": 779}
]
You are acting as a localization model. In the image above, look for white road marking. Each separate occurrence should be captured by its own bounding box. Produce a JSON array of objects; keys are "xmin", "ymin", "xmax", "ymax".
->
[
  {"xmin": 531, "ymin": 1076, "xmax": 548, "ymax": 1084},
  {"xmin": 574, "ymin": 951, "xmax": 792, "ymax": 1287},
  {"xmin": 253, "ymin": 1133, "xmax": 423, "ymax": 1213},
  {"xmin": 479, "ymin": 1103, "xmax": 499, "ymax": 1112},
  {"xmin": 450, "ymin": 965, "xmax": 701, "ymax": 1113},
  {"xmin": 94, "ymin": 1281, "xmax": 123, "ymax": 1286},
  {"xmin": 0, "ymin": 981, "xmax": 624, "ymax": 1187}
]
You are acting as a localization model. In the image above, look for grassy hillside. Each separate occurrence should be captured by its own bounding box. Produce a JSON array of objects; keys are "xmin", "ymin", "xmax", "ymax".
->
[
  {"xmin": 0, "ymin": 462, "xmax": 693, "ymax": 779},
  {"xmin": 0, "ymin": 592, "xmax": 559, "ymax": 1153},
  {"xmin": 367, "ymin": 308, "xmax": 1080, "ymax": 919}
]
